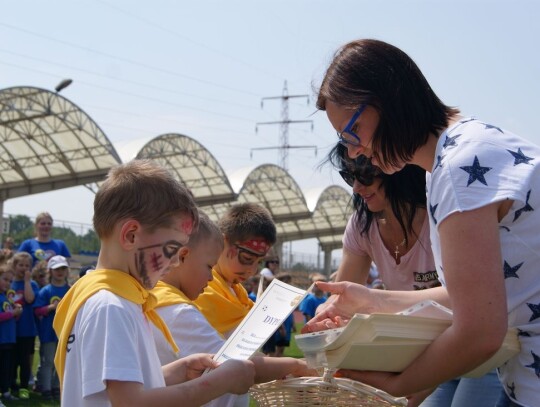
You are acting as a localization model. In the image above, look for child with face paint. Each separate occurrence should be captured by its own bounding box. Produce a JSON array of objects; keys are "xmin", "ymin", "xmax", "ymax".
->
[
  {"xmin": 152, "ymin": 212, "xmax": 314, "ymax": 407},
  {"xmin": 53, "ymin": 160, "xmax": 256, "ymax": 407},
  {"xmin": 194, "ymin": 203, "xmax": 277, "ymax": 338}
]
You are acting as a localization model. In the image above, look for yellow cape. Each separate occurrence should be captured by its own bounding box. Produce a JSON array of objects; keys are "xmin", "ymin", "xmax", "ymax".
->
[
  {"xmin": 151, "ymin": 280, "xmax": 192, "ymax": 308},
  {"xmin": 53, "ymin": 269, "xmax": 178, "ymax": 387},
  {"xmin": 193, "ymin": 268, "xmax": 253, "ymax": 335}
]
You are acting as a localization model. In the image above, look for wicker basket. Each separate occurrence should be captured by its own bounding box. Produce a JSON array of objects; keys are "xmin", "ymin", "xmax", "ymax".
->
[{"xmin": 250, "ymin": 376, "xmax": 408, "ymax": 407}]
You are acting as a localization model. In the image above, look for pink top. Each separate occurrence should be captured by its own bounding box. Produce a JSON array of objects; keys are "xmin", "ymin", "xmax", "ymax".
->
[{"xmin": 342, "ymin": 212, "xmax": 439, "ymax": 290}]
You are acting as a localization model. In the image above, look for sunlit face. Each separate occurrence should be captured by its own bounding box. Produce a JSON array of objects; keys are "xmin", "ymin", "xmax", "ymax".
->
[
  {"xmin": 36, "ymin": 217, "xmax": 53, "ymax": 237},
  {"xmin": 14, "ymin": 258, "xmax": 31, "ymax": 279},
  {"xmin": 178, "ymin": 239, "xmax": 222, "ymax": 300},
  {"xmin": 0, "ymin": 271, "xmax": 13, "ymax": 294},
  {"xmin": 50, "ymin": 266, "xmax": 69, "ymax": 285},
  {"xmin": 218, "ymin": 239, "xmax": 268, "ymax": 285},
  {"xmin": 327, "ymin": 102, "xmax": 379, "ymax": 160},
  {"xmin": 133, "ymin": 216, "xmax": 191, "ymax": 289},
  {"xmin": 352, "ymin": 177, "xmax": 388, "ymax": 213},
  {"xmin": 327, "ymin": 102, "xmax": 408, "ymax": 174}
]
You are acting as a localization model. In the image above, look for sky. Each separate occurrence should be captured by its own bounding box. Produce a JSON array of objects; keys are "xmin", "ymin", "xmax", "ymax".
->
[{"xmin": 1, "ymin": 0, "xmax": 539, "ymax": 257}]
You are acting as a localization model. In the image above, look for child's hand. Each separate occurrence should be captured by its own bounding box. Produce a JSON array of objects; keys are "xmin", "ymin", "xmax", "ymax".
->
[
  {"xmin": 24, "ymin": 270, "xmax": 32, "ymax": 282},
  {"xmin": 289, "ymin": 358, "xmax": 319, "ymax": 377},
  {"xmin": 182, "ymin": 353, "xmax": 218, "ymax": 380},
  {"xmin": 218, "ymin": 359, "xmax": 256, "ymax": 394}
]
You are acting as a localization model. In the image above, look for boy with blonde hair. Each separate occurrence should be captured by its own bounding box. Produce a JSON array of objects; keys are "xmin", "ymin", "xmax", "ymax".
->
[
  {"xmin": 152, "ymin": 212, "xmax": 314, "ymax": 407},
  {"xmin": 53, "ymin": 160, "xmax": 255, "ymax": 407}
]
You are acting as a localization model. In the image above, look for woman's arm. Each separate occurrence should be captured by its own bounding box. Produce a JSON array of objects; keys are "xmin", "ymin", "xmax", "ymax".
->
[
  {"xmin": 338, "ymin": 202, "xmax": 508, "ymax": 397},
  {"xmin": 335, "ymin": 248, "xmax": 372, "ymax": 285}
]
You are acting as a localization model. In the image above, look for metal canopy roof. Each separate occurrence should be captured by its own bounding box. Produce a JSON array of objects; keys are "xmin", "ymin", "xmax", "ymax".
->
[
  {"xmin": 135, "ymin": 133, "xmax": 236, "ymax": 206},
  {"xmin": 237, "ymin": 164, "xmax": 311, "ymax": 222},
  {"xmin": 0, "ymin": 87, "xmax": 351, "ymax": 250},
  {"xmin": 0, "ymin": 86, "xmax": 121, "ymax": 201},
  {"xmin": 276, "ymin": 185, "xmax": 353, "ymax": 244}
]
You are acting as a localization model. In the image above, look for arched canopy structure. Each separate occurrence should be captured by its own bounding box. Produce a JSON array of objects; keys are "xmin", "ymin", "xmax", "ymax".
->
[
  {"xmin": 238, "ymin": 164, "xmax": 311, "ymax": 222},
  {"xmin": 276, "ymin": 185, "xmax": 353, "ymax": 244},
  {"xmin": 135, "ymin": 133, "xmax": 235, "ymax": 206},
  {"xmin": 0, "ymin": 86, "xmax": 121, "ymax": 201}
]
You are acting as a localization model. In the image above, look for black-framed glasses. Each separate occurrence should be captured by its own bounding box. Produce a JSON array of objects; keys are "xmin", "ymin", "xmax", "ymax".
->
[
  {"xmin": 234, "ymin": 244, "xmax": 265, "ymax": 266},
  {"xmin": 337, "ymin": 104, "xmax": 367, "ymax": 147},
  {"xmin": 268, "ymin": 260, "xmax": 279, "ymax": 265}
]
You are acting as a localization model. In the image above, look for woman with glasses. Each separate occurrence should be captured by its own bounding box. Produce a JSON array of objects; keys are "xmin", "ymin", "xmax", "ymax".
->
[
  {"xmin": 305, "ymin": 39, "xmax": 540, "ymax": 407},
  {"xmin": 328, "ymin": 144, "xmax": 501, "ymax": 406}
]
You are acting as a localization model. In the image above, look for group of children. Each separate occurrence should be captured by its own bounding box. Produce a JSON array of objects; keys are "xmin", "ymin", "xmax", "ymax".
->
[
  {"xmin": 46, "ymin": 159, "xmax": 320, "ymax": 407},
  {"xmin": 0, "ymin": 159, "xmax": 333, "ymax": 406},
  {"xmin": 0, "ymin": 252, "xmax": 71, "ymax": 405}
]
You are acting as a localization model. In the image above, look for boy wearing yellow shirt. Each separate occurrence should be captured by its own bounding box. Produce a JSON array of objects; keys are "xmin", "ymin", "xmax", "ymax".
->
[
  {"xmin": 151, "ymin": 211, "xmax": 314, "ymax": 407},
  {"xmin": 53, "ymin": 160, "xmax": 255, "ymax": 407},
  {"xmin": 194, "ymin": 203, "xmax": 276, "ymax": 338}
]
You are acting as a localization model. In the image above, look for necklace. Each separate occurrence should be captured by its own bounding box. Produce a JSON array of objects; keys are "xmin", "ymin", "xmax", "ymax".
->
[{"xmin": 394, "ymin": 238, "xmax": 406, "ymax": 260}]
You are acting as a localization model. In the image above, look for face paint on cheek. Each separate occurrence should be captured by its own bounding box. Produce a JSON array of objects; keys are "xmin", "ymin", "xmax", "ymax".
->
[
  {"xmin": 181, "ymin": 218, "xmax": 194, "ymax": 236},
  {"xmin": 134, "ymin": 251, "xmax": 152, "ymax": 288}
]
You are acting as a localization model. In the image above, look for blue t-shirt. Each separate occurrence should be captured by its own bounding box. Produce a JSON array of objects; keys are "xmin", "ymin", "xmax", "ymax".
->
[
  {"xmin": 10, "ymin": 280, "xmax": 39, "ymax": 337},
  {"xmin": 275, "ymin": 313, "xmax": 294, "ymax": 342},
  {"xmin": 18, "ymin": 238, "xmax": 71, "ymax": 266},
  {"xmin": 299, "ymin": 293, "xmax": 327, "ymax": 320},
  {"xmin": 0, "ymin": 292, "xmax": 16, "ymax": 344},
  {"xmin": 33, "ymin": 284, "xmax": 70, "ymax": 343}
]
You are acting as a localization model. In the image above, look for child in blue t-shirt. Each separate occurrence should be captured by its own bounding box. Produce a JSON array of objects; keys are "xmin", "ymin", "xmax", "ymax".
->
[
  {"xmin": 274, "ymin": 273, "xmax": 297, "ymax": 357},
  {"xmin": 299, "ymin": 275, "xmax": 328, "ymax": 323},
  {"xmin": 0, "ymin": 266, "xmax": 22, "ymax": 402},
  {"xmin": 9, "ymin": 252, "xmax": 38, "ymax": 400},
  {"xmin": 33, "ymin": 256, "xmax": 70, "ymax": 401}
]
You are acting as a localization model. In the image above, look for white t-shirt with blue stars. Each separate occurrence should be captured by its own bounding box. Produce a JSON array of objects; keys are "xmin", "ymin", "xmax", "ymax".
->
[{"xmin": 427, "ymin": 118, "xmax": 540, "ymax": 406}]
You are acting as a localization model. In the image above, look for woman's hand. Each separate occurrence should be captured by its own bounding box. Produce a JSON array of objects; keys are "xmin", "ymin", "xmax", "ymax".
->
[{"xmin": 302, "ymin": 281, "xmax": 379, "ymax": 333}]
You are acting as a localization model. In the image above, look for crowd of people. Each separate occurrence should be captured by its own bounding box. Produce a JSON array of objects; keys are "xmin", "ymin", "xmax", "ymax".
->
[{"xmin": 1, "ymin": 37, "xmax": 538, "ymax": 407}]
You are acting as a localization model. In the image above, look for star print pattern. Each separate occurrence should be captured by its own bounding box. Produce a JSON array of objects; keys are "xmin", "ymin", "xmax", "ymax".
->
[
  {"xmin": 527, "ymin": 302, "xmax": 540, "ymax": 322},
  {"xmin": 508, "ymin": 148, "xmax": 534, "ymax": 166},
  {"xmin": 429, "ymin": 203, "xmax": 438, "ymax": 225},
  {"xmin": 513, "ymin": 190, "xmax": 534, "ymax": 222},
  {"xmin": 507, "ymin": 382, "xmax": 516, "ymax": 399},
  {"xmin": 503, "ymin": 260, "xmax": 523, "ymax": 279},
  {"xmin": 525, "ymin": 350, "xmax": 540, "ymax": 378},
  {"xmin": 460, "ymin": 156, "xmax": 492, "ymax": 186},
  {"xmin": 426, "ymin": 117, "xmax": 540, "ymax": 404},
  {"xmin": 484, "ymin": 123, "xmax": 504, "ymax": 133},
  {"xmin": 442, "ymin": 134, "xmax": 461, "ymax": 149},
  {"xmin": 434, "ymin": 155, "xmax": 443, "ymax": 170}
]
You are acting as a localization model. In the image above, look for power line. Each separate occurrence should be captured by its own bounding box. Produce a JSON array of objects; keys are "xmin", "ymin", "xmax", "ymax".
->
[{"xmin": 252, "ymin": 81, "xmax": 316, "ymax": 171}]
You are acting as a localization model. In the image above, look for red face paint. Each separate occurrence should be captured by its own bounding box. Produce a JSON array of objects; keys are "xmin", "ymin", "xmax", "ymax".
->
[
  {"xmin": 181, "ymin": 218, "xmax": 194, "ymax": 235},
  {"xmin": 236, "ymin": 238, "xmax": 270, "ymax": 256}
]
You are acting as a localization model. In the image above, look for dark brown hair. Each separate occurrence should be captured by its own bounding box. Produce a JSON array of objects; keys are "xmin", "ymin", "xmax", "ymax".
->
[{"xmin": 317, "ymin": 39, "xmax": 459, "ymax": 167}]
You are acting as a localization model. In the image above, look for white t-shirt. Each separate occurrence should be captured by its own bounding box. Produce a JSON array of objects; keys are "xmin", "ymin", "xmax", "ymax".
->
[
  {"xmin": 259, "ymin": 268, "xmax": 274, "ymax": 280},
  {"xmin": 342, "ymin": 211, "xmax": 438, "ymax": 290},
  {"xmin": 427, "ymin": 118, "xmax": 540, "ymax": 406},
  {"xmin": 62, "ymin": 290, "xmax": 165, "ymax": 407},
  {"xmin": 154, "ymin": 303, "xmax": 239, "ymax": 407}
]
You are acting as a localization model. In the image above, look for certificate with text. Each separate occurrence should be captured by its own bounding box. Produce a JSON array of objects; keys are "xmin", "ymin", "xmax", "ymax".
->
[{"xmin": 213, "ymin": 279, "xmax": 308, "ymax": 363}]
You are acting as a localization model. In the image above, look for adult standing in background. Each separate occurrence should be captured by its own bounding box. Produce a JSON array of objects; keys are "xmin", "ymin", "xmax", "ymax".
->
[
  {"xmin": 259, "ymin": 254, "xmax": 279, "ymax": 281},
  {"xmin": 18, "ymin": 213, "xmax": 71, "ymax": 266}
]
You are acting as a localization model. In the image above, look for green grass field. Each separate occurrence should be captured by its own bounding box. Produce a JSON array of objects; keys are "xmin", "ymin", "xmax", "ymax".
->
[{"xmin": 5, "ymin": 323, "xmax": 305, "ymax": 407}]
